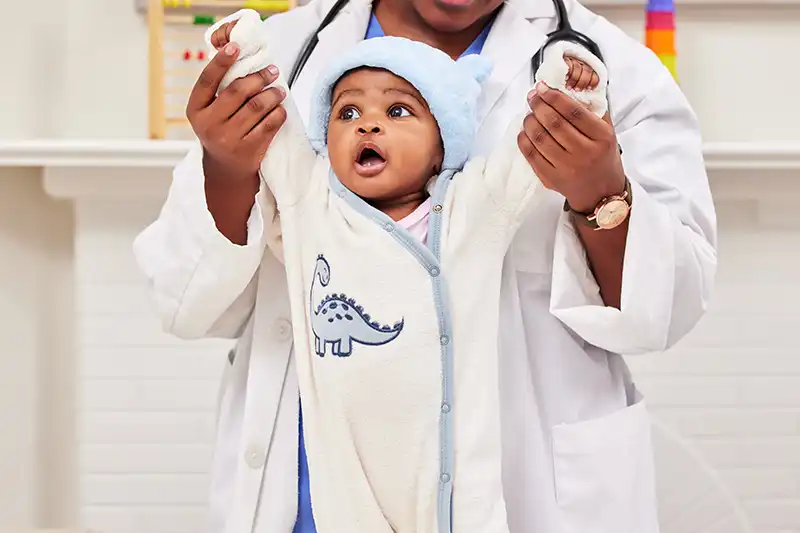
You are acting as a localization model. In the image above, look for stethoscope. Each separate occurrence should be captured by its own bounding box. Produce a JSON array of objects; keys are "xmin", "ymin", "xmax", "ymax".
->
[{"xmin": 286, "ymin": 0, "xmax": 605, "ymax": 89}]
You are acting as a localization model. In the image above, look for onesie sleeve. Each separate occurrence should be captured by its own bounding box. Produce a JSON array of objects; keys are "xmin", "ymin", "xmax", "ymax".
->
[
  {"xmin": 480, "ymin": 113, "xmax": 545, "ymax": 222},
  {"xmin": 259, "ymin": 86, "xmax": 319, "ymax": 209},
  {"xmin": 204, "ymin": 10, "xmax": 319, "ymax": 209}
]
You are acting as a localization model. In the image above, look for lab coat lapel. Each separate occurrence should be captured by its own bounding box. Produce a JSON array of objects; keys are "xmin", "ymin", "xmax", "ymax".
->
[
  {"xmin": 291, "ymin": 0, "xmax": 373, "ymax": 124},
  {"xmin": 477, "ymin": 2, "xmax": 551, "ymax": 128}
]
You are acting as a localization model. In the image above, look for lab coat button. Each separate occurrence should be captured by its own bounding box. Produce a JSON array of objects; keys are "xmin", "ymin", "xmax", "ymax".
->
[
  {"xmin": 441, "ymin": 403, "xmax": 451, "ymax": 413},
  {"xmin": 440, "ymin": 473, "xmax": 451, "ymax": 483},
  {"xmin": 432, "ymin": 204, "xmax": 443, "ymax": 213},
  {"xmin": 439, "ymin": 335, "xmax": 449, "ymax": 346},
  {"xmin": 429, "ymin": 266, "xmax": 440, "ymax": 277},
  {"xmin": 383, "ymin": 222, "xmax": 394, "ymax": 232},
  {"xmin": 273, "ymin": 319, "xmax": 292, "ymax": 341},
  {"xmin": 245, "ymin": 446, "xmax": 265, "ymax": 469}
]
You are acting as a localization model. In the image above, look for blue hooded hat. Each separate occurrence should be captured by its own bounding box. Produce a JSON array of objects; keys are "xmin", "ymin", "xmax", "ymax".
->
[{"xmin": 307, "ymin": 36, "xmax": 492, "ymax": 172}]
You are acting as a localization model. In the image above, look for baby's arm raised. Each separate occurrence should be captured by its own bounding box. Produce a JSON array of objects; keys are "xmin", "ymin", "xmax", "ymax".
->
[
  {"xmin": 478, "ymin": 115, "xmax": 545, "ymax": 224},
  {"xmin": 205, "ymin": 9, "xmax": 318, "ymax": 209},
  {"xmin": 481, "ymin": 43, "xmax": 608, "ymax": 223}
]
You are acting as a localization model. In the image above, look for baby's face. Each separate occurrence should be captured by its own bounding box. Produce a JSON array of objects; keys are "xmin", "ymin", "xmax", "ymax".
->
[{"xmin": 327, "ymin": 68, "xmax": 444, "ymax": 205}]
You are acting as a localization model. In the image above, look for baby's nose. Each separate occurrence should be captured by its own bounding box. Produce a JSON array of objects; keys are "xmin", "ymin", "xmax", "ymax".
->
[{"xmin": 357, "ymin": 123, "xmax": 382, "ymax": 135}]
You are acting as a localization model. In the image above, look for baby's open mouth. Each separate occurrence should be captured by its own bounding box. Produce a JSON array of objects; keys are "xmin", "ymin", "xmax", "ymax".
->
[{"xmin": 354, "ymin": 142, "xmax": 387, "ymax": 177}]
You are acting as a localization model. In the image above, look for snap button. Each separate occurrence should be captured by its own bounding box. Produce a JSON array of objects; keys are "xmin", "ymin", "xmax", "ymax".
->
[
  {"xmin": 429, "ymin": 266, "xmax": 440, "ymax": 277},
  {"xmin": 441, "ymin": 403, "xmax": 451, "ymax": 413},
  {"xmin": 338, "ymin": 189, "xmax": 346, "ymax": 198},
  {"xmin": 273, "ymin": 319, "xmax": 292, "ymax": 341},
  {"xmin": 384, "ymin": 222, "xmax": 394, "ymax": 232},
  {"xmin": 440, "ymin": 473, "xmax": 451, "ymax": 483},
  {"xmin": 440, "ymin": 335, "xmax": 449, "ymax": 346},
  {"xmin": 245, "ymin": 445, "xmax": 266, "ymax": 469},
  {"xmin": 432, "ymin": 204, "xmax": 443, "ymax": 213}
]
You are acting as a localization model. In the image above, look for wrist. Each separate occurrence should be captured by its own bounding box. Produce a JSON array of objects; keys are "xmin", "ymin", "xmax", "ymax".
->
[
  {"xmin": 564, "ymin": 174, "xmax": 627, "ymax": 214},
  {"xmin": 203, "ymin": 150, "xmax": 258, "ymax": 184}
]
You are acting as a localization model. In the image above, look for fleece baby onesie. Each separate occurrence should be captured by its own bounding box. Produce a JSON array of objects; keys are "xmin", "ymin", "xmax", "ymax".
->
[
  {"xmin": 263, "ymin": 103, "xmax": 541, "ymax": 533},
  {"xmin": 204, "ymin": 12, "xmax": 609, "ymax": 533}
]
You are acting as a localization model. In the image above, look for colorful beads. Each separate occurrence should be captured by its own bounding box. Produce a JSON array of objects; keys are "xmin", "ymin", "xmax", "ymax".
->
[
  {"xmin": 182, "ymin": 49, "xmax": 208, "ymax": 61},
  {"xmin": 193, "ymin": 14, "xmax": 215, "ymax": 24},
  {"xmin": 645, "ymin": 0, "xmax": 677, "ymax": 80}
]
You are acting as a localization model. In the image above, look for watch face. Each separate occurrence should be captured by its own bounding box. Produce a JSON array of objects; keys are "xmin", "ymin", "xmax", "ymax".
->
[{"xmin": 596, "ymin": 199, "xmax": 630, "ymax": 229}]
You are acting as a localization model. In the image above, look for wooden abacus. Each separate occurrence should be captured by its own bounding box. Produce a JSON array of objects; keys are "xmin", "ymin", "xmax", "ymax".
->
[{"xmin": 147, "ymin": 0, "xmax": 296, "ymax": 139}]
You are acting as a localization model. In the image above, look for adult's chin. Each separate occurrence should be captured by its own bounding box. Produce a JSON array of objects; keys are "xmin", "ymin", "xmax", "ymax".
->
[{"xmin": 415, "ymin": 0, "xmax": 499, "ymax": 33}]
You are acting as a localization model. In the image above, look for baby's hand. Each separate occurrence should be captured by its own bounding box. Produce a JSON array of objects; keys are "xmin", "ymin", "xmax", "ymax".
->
[
  {"xmin": 564, "ymin": 56, "xmax": 600, "ymax": 91},
  {"xmin": 209, "ymin": 20, "xmax": 238, "ymax": 49}
]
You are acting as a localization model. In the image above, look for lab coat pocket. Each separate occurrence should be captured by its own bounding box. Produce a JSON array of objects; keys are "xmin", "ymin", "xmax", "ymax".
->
[{"xmin": 551, "ymin": 395, "xmax": 660, "ymax": 533}]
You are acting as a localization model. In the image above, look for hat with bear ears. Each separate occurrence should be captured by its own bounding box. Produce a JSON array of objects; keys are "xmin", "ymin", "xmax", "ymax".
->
[{"xmin": 307, "ymin": 36, "xmax": 493, "ymax": 172}]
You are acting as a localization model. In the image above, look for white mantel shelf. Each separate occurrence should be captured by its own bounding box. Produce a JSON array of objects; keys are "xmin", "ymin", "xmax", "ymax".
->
[
  {"xmin": 0, "ymin": 139, "xmax": 195, "ymax": 169},
  {"xmin": 0, "ymin": 139, "xmax": 797, "ymax": 201},
  {"xmin": 2, "ymin": 139, "xmax": 799, "ymax": 170}
]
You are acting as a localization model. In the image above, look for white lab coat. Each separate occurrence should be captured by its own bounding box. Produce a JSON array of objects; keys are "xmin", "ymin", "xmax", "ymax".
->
[{"xmin": 132, "ymin": 0, "xmax": 718, "ymax": 532}]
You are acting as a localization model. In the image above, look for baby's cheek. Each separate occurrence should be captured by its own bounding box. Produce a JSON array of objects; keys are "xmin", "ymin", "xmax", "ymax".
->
[{"xmin": 327, "ymin": 139, "xmax": 352, "ymax": 175}]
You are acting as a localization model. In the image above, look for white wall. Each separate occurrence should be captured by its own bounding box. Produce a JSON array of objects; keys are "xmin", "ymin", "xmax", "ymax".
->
[
  {"xmin": 72, "ymin": 196, "xmax": 229, "ymax": 533},
  {"xmin": 0, "ymin": 1, "xmax": 799, "ymax": 533},
  {"xmin": 0, "ymin": 171, "xmax": 76, "ymax": 528}
]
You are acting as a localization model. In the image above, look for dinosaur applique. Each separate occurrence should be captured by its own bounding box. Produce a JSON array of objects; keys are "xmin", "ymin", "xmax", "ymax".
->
[{"xmin": 310, "ymin": 255, "xmax": 404, "ymax": 357}]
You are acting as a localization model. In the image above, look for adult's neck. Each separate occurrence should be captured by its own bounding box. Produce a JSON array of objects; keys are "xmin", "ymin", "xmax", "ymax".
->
[{"xmin": 372, "ymin": 0, "xmax": 495, "ymax": 59}]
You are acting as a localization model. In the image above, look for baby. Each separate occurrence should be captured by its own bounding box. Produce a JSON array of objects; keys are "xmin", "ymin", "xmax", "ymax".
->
[{"xmin": 205, "ymin": 10, "xmax": 607, "ymax": 533}]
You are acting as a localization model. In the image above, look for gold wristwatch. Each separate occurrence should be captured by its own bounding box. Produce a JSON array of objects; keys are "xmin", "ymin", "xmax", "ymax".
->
[{"xmin": 563, "ymin": 177, "xmax": 633, "ymax": 230}]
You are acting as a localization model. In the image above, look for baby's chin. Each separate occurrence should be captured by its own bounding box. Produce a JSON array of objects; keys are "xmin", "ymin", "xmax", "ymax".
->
[{"xmin": 340, "ymin": 173, "xmax": 397, "ymax": 201}]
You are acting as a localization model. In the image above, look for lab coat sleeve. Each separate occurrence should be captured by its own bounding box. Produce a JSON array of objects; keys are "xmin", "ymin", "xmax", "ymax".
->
[
  {"xmin": 549, "ymin": 70, "xmax": 718, "ymax": 355},
  {"xmin": 481, "ymin": 113, "xmax": 544, "ymax": 223},
  {"xmin": 132, "ymin": 144, "xmax": 282, "ymax": 340}
]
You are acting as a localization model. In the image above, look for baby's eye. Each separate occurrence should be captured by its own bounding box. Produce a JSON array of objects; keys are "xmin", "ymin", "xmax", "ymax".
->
[
  {"xmin": 388, "ymin": 105, "xmax": 411, "ymax": 118},
  {"xmin": 339, "ymin": 106, "xmax": 361, "ymax": 121}
]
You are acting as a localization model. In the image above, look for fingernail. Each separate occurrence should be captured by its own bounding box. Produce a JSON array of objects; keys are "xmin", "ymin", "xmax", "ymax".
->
[
  {"xmin": 278, "ymin": 86, "xmax": 286, "ymax": 98},
  {"xmin": 267, "ymin": 65, "xmax": 279, "ymax": 76},
  {"xmin": 527, "ymin": 89, "xmax": 536, "ymax": 102},
  {"xmin": 224, "ymin": 43, "xmax": 238, "ymax": 56},
  {"xmin": 537, "ymin": 82, "xmax": 549, "ymax": 93}
]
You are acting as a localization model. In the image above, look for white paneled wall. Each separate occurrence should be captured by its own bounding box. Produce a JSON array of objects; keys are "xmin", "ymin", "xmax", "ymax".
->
[{"xmin": 73, "ymin": 197, "xmax": 230, "ymax": 533}]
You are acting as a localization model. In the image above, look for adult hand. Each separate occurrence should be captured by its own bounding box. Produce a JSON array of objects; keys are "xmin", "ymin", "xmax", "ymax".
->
[
  {"xmin": 517, "ymin": 82, "xmax": 625, "ymax": 213},
  {"xmin": 186, "ymin": 41, "xmax": 287, "ymax": 182}
]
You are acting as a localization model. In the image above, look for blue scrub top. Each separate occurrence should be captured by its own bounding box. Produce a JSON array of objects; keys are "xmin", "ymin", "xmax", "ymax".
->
[{"xmin": 293, "ymin": 14, "xmax": 492, "ymax": 533}]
